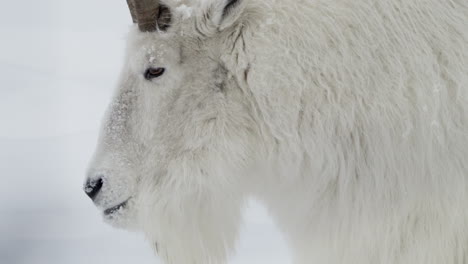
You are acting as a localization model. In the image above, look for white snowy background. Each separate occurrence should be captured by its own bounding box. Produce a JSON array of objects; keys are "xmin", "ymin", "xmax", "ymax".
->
[{"xmin": 0, "ymin": 0, "xmax": 291, "ymax": 263}]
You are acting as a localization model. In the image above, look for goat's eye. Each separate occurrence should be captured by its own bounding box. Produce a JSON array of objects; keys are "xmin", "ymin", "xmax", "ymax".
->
[{"xmin": 144, "ymin": 67, "xmax": 165, "ymax": 80}]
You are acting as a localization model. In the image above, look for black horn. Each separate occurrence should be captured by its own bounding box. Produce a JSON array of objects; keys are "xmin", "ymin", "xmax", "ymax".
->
[{"xmin": 126, "ymin": 0, "xmax": 160, "ymax": 32}]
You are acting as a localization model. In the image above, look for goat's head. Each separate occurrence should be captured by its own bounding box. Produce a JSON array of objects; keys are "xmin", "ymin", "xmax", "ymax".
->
[{"xmin": 85, "ymin": 0, "xmax": 258, "ymax": 235}]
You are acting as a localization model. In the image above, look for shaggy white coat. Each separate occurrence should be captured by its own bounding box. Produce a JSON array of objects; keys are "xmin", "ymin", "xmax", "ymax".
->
[{"xmin": 87, "ymin": 0, "xmax": 468, "ymax": 263}]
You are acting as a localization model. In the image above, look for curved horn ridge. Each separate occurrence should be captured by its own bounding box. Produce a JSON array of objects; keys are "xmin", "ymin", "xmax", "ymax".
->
[
  {"xmin": 126, "ymin": 0, "xmax": 138, "ymax": 23},
  {"xmin": 126, "ymin": 0, "xmax": 160, "ymax": 32}
]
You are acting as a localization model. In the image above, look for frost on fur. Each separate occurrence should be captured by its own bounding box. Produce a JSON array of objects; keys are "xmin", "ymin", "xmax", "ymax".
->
[{"xmin": 85, "ymin": 0, "xmax": 468, "ymax": 263}]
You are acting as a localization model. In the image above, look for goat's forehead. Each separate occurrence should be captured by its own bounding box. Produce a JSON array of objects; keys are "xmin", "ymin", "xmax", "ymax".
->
[
  {"xmin": 143, "ymin": 42, "xmax": 175, "ymax": 64},
  {"xmin": 164, "ymin": 0, "xmax": 217, "ymax": 10},
  {"xmin": 130, "ymin": 32, "xmax": 175, "ymax": 53},
  {"xmin": 127, "ymin": 33, "xmax": 182, "ymax": 72},
  {"xmin": 164, "ymin": 0, "xmax": 221, "ymax": 21},
  {"xmin": 126, "ymin": 0, "xmax": 221, "ymax": 67}
]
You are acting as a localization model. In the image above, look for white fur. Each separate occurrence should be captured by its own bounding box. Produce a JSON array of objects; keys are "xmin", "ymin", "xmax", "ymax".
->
[{"xmin": 87, "ymin": 0, "xmax": 468, "ymax": 263}]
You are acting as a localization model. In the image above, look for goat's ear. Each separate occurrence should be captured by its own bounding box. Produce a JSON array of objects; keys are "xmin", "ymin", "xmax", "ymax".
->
[{"xmin": 212, "ymin": 0, "xmax": 246, "ymax": 31}]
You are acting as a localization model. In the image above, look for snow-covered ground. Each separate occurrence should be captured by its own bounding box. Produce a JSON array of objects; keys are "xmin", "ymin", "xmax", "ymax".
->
[{"xmin": 0, "ymin": 1, "xmax": 291, "ymax": 263}]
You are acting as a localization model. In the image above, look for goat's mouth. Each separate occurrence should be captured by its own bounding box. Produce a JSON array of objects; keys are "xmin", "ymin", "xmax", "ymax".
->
[{"xmin": 104, "ymin": 199, "xmax": 130, "ymax": 216}]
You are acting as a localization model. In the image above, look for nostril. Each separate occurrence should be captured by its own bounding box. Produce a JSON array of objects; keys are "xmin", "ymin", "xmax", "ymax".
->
[{"xmin": 84, "ymin": 178, "xmax": 103, "ymax": 200}]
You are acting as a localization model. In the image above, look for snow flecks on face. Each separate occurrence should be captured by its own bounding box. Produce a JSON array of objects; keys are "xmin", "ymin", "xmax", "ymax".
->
[
  {"xmin": 145, "ymin": 44, "xmax": 168, "ymax": 65},
  {"xmin": 172, "ymin": 0, "xmax": 217, "ymax": 20},
  {"xmin": 145, "ymin": 46, "xmax": 157, "ymax": 65},
  {"xmin": 106, "ymin": 104, "xmax": 127, "ymax": 137},
  {"xmin": 176, "ymin": 4, "xmax": 193, "ymax": 20},
  {"xmin": 157, "ymin": 46, "xmax": 166, "ymax": 61}
]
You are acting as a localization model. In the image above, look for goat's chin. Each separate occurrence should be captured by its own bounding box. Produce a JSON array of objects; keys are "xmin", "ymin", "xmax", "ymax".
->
[
  {"xmin": 102, "ymin": 202, "xmax": 139, "ymax": 231},
  {"xmin": 103, "ymin": 215, "xmax": 135, "ymax": 230}
]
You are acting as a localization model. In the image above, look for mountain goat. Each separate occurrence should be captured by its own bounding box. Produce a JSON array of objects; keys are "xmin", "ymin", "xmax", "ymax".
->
[{"xmin": 84, "ymin": 0, "xmax": 468, "ymax": 263}]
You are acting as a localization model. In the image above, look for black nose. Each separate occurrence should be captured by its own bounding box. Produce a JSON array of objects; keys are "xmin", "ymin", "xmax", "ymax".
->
[{"xmin": 84, "ymin": 178, "xmax": 103, "ymax": 200}]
